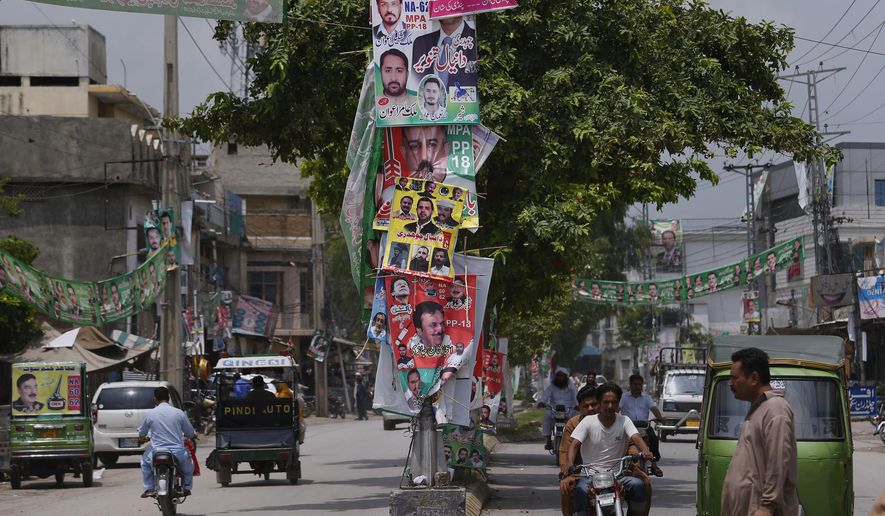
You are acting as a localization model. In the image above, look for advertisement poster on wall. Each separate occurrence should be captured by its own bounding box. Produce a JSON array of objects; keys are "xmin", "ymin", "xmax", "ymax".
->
[
  {"xmin": 11, "ymin": 362, "xmax": 83, "ymax": 416},
  {"xmin": 858, "ymin": 275, "xmax": 885, "ymax": 320},
  {"xmin": 371, "ymin": 0, "xmax": 480, "ymax": 126}
]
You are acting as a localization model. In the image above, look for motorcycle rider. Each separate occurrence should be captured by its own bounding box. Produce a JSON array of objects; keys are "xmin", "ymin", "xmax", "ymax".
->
[
  {"xmin": 567, "ymin": 382, "xmax": 654, "ymax": 516},
  {"xmin": 538, "ymin": 367, "xmax": 579, "ymax": 450},
  {"xmin": 620, "ymin": 374, "xmax": 664, "ymax": 477},
  {"xmin": 559, "ymin": 384, "xmax": 599, "ymax": 516},
  {"xmin": 137, "ymin": 387, "xmax": 197, "ymax": 498}
]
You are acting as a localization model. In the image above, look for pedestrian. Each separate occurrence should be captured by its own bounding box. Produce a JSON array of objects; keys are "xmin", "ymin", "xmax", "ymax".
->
[
  {"xmin": 354, "ymin": 373, "xmax": 370, "ymax": 420},
  {"xmin": 721, "ymin": 347, "xmax": 798, "ymax": 516}
]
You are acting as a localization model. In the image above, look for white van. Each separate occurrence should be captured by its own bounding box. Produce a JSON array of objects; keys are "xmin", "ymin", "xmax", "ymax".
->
[{"xmin": 91, "ymin": 381, "xmax": 184, "ymax": 466}]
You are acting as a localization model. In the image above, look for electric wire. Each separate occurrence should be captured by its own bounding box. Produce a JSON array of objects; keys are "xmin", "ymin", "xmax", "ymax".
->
[
  {"xmin": 790, "ymin": 0, "xmax": 859, "ymax": 65},
  {"xmin": 821, "ymin": 21, "xmax": 885, "ymax": 115},
  {"xmin": 180, "ymin": 18, "xmax": 232, "ymax": 92},
  {"xmin": 792, "ymin": 0, "xmax": 879, "ymax": 66}
]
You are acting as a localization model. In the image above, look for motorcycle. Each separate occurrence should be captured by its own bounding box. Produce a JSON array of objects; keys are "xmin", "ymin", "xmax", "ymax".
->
[
  {"xmin": 200, "ymin": 395, "xmax": 216, "ymax": 435},
  {"xmin": 328, "ymin": 395, "xmax": 346, "ymax": 419},
  {"xmin": 872, "ymin": 404, "xmax": 885, "ymax": 445},
  {"xmin": 572, "ymin": 453, "xmax": 647, "ymax": 516},
  {"xmin": 550, "ymin": 404, "xmax": 569, "ymax": 465},
  {"xmin": 150, "ymin": 442, "xmax": 193, "ymax": 516}
]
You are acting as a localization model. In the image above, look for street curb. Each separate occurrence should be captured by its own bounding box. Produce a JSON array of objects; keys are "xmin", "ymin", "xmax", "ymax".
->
[{"xmin": 465, "ymin": 479, "xmax": 491, "ymax": 516}]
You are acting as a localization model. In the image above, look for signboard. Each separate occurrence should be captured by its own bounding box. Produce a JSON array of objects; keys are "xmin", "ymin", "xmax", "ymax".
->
[
  {"xmin": 11, "ymin": 362, "xmax": 83, "ymax": 416},
  {"xmin": 214, "ymin": 356, "xmax": 294, "ymax": 369},
  {"xmin": 848, "ymin": 386, "xmax": 878, "ymax": 417},
  {"xmin": 216, "ymin": 399, "xmax": 294, "ymax": 428},
  {"xmin": 811, "ymin": 273, "xmax": 855, "ymax": 307},
  {"xmin": 371, "ymin": 0, "xmax": 480, "ymax": 126},
  {"xmin": 857, "ymin": 275, "xmax": 885, "ymax": 320},
  {"xmin": 430, "ymin": 0, "xmax": 518, "ymax": 19},
  {"xmin": 28, "ymin": 0, "xmax": 286, "ymax": 23}
]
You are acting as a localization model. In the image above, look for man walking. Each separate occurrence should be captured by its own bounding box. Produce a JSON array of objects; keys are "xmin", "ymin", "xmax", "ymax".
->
[
  {"xmin": 721, "ymin": 347, "xmax": 798, "ymax": 516},
  {"xmin": 354, "ymin": 372, "xmax": 371, "ymax": 420}
]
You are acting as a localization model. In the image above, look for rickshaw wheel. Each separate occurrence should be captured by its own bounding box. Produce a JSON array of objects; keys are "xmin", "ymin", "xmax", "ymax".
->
[
  {"xmin": 82, "ymin": 463, "xmax": 93, "ymax": 487},
  {"xmin": 10, "ymin": 469, "xmax": 22, "ymax": 489},
  {"xmin": 55, "ymin": 469, "xmax": 64, "ymax": 486},
  {"xmin": 221, "ymin": 481, "xmax": 230, "ymax": 487},
  {"xmin": 288, "ymin": 477, "xmax": 298, "ymax": 485},
  {"xmin": 263, "ymin": 472, "xmax": 270, "ymax": 481}
]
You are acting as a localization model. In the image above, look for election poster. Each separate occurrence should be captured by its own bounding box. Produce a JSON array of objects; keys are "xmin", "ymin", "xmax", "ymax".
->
[
  {"xmin": 0, "ymin": 246, "xmax": 168, "ymax": 326},
  {"xmin": 28, "ymin": 0, "xmax": 285, "ymax": 23},
  {"xmin": 11, "ymin": 362, "xmax": 83, "ymax": 416},
  {"xmin": 368, "ymin": 277, "xmax": 391, "ymax": 345},
  {"xmin": 442, "ymin": 413, "xmax": 487, "ymax": 470},
  {"xmin": 430, "ymin": 0, "xmax": 519, "ymax": 19},
  {"xmin": 650, "ymin": 219, "xmax": 683, "ymax": 274},
  {"xmin": 479, "ymin": 349, "xmax": 504, "ymax": 433},
  {"xmin": 307, "ymin": 332, "xmax": 330, "ymax": 362},
  {"xmin": 574, "ymin": 236, "xmax": 805, "ymax": 306},
  {"xmin": 382, "ymin": 179, "xmax": 464, "ymax": 281},
  {"xmin": 231, "ymin": 295, "xmax": 278, "ymax": 338},
  {"xmin": 371, "ymin": 0, "xmax": 480, "ymax": 126},
  {"xmin": 384, "ymin": 272, "xmax": 477, "ymax": 414},
  {"xmin": 858, "ymin": 275, "xmax": 885, "ymax": 320},
  {"xmin": 145, "ymin": 208, "xmax": 180, "ymax": 270},
  {"xmin": 375, "ymin": 125, "xmax": 477, "ymax": 230}
]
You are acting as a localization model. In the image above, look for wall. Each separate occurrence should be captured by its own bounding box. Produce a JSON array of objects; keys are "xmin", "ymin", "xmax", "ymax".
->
[
  {"xmin": 0, "ymin": 25, "xmax": 106, "ymax": 82},
  {"xmin": 211, "ymin": 144, "xmax": 309, "ymax": 196}
]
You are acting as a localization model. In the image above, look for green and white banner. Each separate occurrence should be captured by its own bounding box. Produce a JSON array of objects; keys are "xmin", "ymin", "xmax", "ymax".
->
[
  {"xmin": 574, "ymin": 236, "xmax": 804, "ymax": 306},
  {"xmin": 28, "ymin": 0, "xmax": 286, "ymax": 23},
  {"xmin": 0, "ymin": 246, "xmax": 168, "ymax": 326}
]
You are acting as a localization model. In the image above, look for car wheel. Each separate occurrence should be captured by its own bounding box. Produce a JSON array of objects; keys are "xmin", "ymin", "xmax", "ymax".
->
[
  {"xmin": 11, "ymin": 469, "xmax": 22, "ymax": 489},
  {"xmin": 98, "ymin": 453, "xmax": 119, "ymax": 467},
  {"xmin": 55, "ymin": 468, "xmax": 65, "ymax": 486},
  {"xmin": 82, "ymin": 463, "xmax": 93, "ymax": 487}
]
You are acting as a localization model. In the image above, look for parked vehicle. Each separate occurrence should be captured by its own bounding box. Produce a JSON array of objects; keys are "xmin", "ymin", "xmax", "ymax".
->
[
  {"xmin": 150, "ymin": 443, "xmax": 191, "ymax": 516},
  {"xmin": 572, "ymin": 453, "xmax": 646, "ymax": 516},
  {"xmin": 872, "ymin": 402, "xmax": 885, "ymax": 444},
  {"xmin": 550, "ymin": 404, "xmax": 569, "ymax": 465},
  {"xmin": 696, "ymin": 335, "xmax": 853, "ymax": 516},
  {"xmin": 652, "ymin": 346, "xmax": 705, "ymax": 441},
  {"xmin": 210, "ymin": 355, "xmax": 301, "ymax": 486},
  {"xmin": 91, "ymin": 380, "xmax": 184, "ymax": 467},
  {"xmin": 9, "ymin": 361, "xmax": 94, "ymax": 489}
]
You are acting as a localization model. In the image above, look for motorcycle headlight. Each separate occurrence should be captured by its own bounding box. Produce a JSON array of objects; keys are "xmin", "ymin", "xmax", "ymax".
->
[{"xmin": 592, "ymin": 472, "xmax": 615, "ymax": 490}]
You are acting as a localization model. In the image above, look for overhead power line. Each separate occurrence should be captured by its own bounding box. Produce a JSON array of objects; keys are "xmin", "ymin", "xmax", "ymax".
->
[
  {"xmin": 792, "ymin": 35, "xmax": 885, "ymax": 58},
  {"xmin": 822, "ymin": 22, "xmax": 885, "ymax": 115},
  {"xmin": 179, "ymin": 18, "xmax": 232, "ymax": 92},
  {"xmin": 792, "ymin": 0, "xmax": 881, "ymax": 66},
  {"xmin": 790, "ymin": 0, "xmax": 858, "ymax": 65}
]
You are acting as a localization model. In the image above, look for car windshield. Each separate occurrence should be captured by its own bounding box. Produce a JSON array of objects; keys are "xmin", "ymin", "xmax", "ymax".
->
[
  {"xmin": 96, "ymin": 387, "xmax": 157, "ymax": 410},
  {"xmin": 664, "ymin": 373, "xmax": 704, "ymax": 395},
  {"xmin": 708, "ymin": 377, "xmax": 844, "ymax": 441}
]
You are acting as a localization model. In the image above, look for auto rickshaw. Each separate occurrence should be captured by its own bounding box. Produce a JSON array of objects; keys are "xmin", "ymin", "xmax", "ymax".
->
[
  {"xmin": 9, "ymin": 361, "xmax": 94, "ymax": 488},
  {"xmin": 211, "ymin": 355, "xmax": 301, "ymax": 486},
  {"xmin": 696, "ymin": 335, "xmax": 853, "ymax": 516}
]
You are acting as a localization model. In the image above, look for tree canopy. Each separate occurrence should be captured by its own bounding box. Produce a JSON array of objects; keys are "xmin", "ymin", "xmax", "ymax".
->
[{"xmin": 178, "ymin": 0, "xmax": 837, "ymax": 362}]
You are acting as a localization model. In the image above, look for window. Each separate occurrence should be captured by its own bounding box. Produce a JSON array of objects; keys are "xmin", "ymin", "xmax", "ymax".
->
[
  {"xmin": 876, "ymin": 180, "xmax": 885, "ymax": 206},
  {"xmin": 708, "ymin": 377, "xmax": 843, "ymax": 441},
  {"xmin": 248, "ymin": 271, "xmax": 282, "ymax": 306}
]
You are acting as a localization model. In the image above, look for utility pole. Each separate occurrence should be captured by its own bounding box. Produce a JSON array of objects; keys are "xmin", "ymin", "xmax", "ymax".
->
[
  {"xmin": 160, "ymin": 15, "xmax": 183, "ymax": 394},
  {"xmin": 312, "ymin": 204, "xmax": 328, "ymax": 417}
]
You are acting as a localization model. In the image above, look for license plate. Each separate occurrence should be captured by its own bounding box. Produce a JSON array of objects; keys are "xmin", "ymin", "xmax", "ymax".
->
[
  {"xmin": 41, "ymin": 429, "xmax": 58, "ymax": 438},
  {"xmin": 685, "ymin": 420, "xmax": 700, "ymax": 427},
  {"xmin": 596, "ymin": 493, "xmax": 615, "ymax": 506},
  {"xmin": 119, "ymin": 437, "xmax": 140, "ymax": 448}
]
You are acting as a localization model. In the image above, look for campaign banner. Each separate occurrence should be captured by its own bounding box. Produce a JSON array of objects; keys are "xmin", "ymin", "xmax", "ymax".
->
[
  {"xmin": 0, "ymin": 246, "xmax": 168, "ymax": 326},
  {"xmin": 28, "ymin": 0, "xmax": 286, "ymax": 23},
  {"xmin": 11, "ymin": 362, "xmax": 83, "ymax": 416},
  {"xmin": 384, "ymin": 273, "xmax": 477, "ymax": 413},
  {"xmin": 443, "ymin": 413, "xmax": 486, "ymax": 469},
  {"xmin": 368, "ymin": 277, "xmax": 391, "ymax": 345},
  {"xmin": 741, "ymin": 291, "xmax": 760, "ymax": 323},
  {"xmin": 575, "ymin": 236, "xmax": 804, "ymax": 306},
  {"xmin": 858, "ymin": 275, "xmax": 885, "ymax": 320},
  {"xmin": 145, "ymin": 208, "xmax": 180, "ymax": 270},
  {"xmin": 231, "ymin": 294, "xmax": 278, "ymax": 337},
  {"xmin": 371, "ymin": 0, "xmax": 480, "ymax": 126},
  {"xmin": 375, "ymin": 125, "xmax": 477, "ymax": 230},
  {"xmin": 381, "ymin": 179, "xmax": 464, "ymax": 281},
  {"xmin": 480, "ymin": 349, "xmax": 504, "ymax": 433},
  {"xmin": 430, "ymin": 0, "xmax": 518, "ymax": 19},
  {"xmin": 811, "ymin": 273, "xmax": 855, "ymax": 308},
  {"xmin": 650, "ymin": 219, "xmax": 683, "ymax": 274}
]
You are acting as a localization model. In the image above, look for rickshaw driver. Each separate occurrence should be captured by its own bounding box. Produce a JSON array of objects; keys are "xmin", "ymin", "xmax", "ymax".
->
[{"xmin": 137, "ymin": 387, "xmax": 197, "ymax": 498}]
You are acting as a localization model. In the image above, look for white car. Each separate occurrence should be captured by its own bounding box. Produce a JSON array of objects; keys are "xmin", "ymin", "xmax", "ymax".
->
[{"xmin": 91, "ymin": 381, "xmax": 185, "ymax": 467}]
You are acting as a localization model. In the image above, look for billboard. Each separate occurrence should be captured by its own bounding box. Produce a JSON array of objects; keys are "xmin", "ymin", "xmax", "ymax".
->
[
  {"xmin": 11, "ymin": 362, "xmax": 84, "ymax": 416},
  {"xmin": 650, "ymin": 219, "xmax": 683, "ymax": 273},
  {"xmin": 811, "ymin": 273, "xmax": 855, "ymax": 308}
]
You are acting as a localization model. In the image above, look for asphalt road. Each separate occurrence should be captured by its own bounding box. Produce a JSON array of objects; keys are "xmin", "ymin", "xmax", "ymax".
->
[
  {"xmin": 1, "ymin": 418, "xmax": 881, "ymax": 515},
  {"xmin": 485, "ymin": 421, "xmax": 885, "ymax": 515}
]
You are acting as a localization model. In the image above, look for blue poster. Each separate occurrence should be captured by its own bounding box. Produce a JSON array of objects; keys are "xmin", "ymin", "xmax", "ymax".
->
[
  {"xmin": 848, "ymin": 386, "xmax": 878, "ymax": 417},
  {"xmin": 857, "ymin": 275, "xmax": 885, "ymax": 320}
]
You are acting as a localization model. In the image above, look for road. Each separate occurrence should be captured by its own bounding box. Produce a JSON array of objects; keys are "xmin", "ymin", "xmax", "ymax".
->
[
  {"xmin": 0, "ymin": 416, "xmax": 412, "ymax": 516},
  {"xmin": 1, "ymin": 418, "xmax": 881, "ymax": 515},
  {"xmin": 485, "ymin": 421, "xmax": 885, "ymax": 515}
]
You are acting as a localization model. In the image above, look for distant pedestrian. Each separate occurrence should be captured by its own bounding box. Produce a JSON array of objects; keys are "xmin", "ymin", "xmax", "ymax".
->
[
  {"xmin": 721, "ymin": 347, "xmax": 798, "ymax": 516},
  {"xmin": 354, "ymin": 373, "xmax": 371, "ymax": 420}
]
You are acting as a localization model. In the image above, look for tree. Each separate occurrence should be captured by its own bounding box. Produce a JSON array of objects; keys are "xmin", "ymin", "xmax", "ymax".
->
[{"xmin": 177, "ymin": 0, "xmax": 838, "ymax": 361}]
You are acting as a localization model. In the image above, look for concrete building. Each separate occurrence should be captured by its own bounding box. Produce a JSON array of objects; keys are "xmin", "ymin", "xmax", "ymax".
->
[{"xmin": 208, "ymin": 143, "xmax": 325, "ymax": 363}]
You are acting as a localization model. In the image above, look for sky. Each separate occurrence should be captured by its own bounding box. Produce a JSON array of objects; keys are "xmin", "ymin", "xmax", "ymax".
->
[{"xmin": 2, "ymin": 1, "xmax": 885, "ymax": 221}]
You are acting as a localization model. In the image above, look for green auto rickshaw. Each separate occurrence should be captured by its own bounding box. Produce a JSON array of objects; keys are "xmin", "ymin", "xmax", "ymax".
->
[
  {"xmin": 9, "ymin": 361, "xmax": 94, "ymax": 488},
  {"xmin": 696, "ymin": 335, "xmax": 852, "ymax": 516}
]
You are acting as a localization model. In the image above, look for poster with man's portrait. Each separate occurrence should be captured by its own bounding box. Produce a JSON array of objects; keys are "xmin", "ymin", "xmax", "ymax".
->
[
  {"xmin": 650, "ymin": 219, "xmax": 683, "ymax": 274},
  {"xmin": 382, "ymin": 179, "xmax": 464, "ymax": 281},
  {"xmin": 367, "ymin": 277, "xmax": 391, "ymax": 346},
  {"xmin": 145, "ymin": 208, "xmax": 179, "ymax": 270},
  {"xmin": 375, "ymin": 125, "xmax": 477, "ymax": 230},
  {"xmin": 384, "ymin": 273, "xmax": 477, "ymax": 413},
  {"xmin": 12, "ymin": 362, "xmax": 83, "ymax": 416},
  {"xmin": 442, "ymin": 412, "xmax": 487, "ymax": 470},
  {"xmin": 371, "ymin": 0, "xmax": 480, "ymax": 126}
]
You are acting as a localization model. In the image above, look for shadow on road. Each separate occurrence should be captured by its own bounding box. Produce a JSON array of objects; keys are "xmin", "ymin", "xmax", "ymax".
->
[
  {"xmin": 212, "ymin": 493, "xmax": 391, "ymax": 513},
  {"xmin": 486, "ymin": 444, "xmax": 559, "ymax": 512}
]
